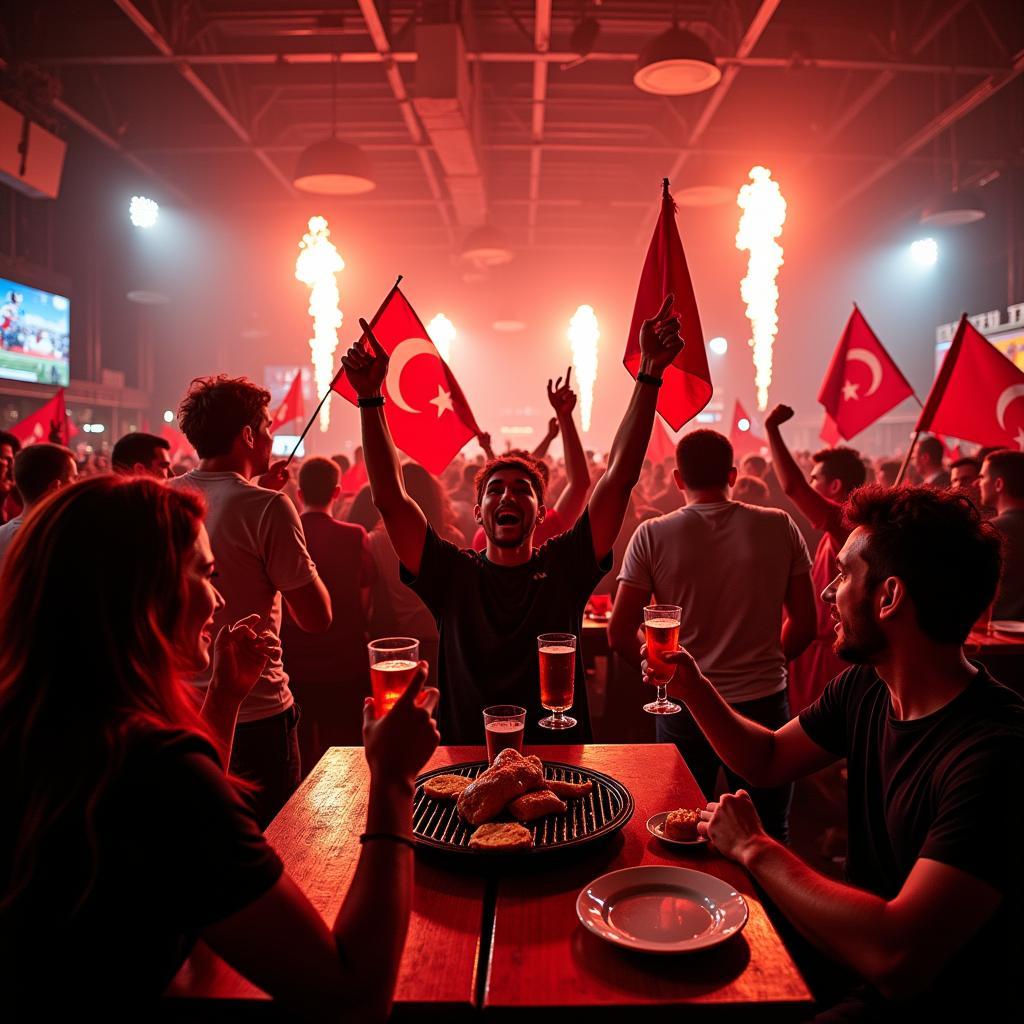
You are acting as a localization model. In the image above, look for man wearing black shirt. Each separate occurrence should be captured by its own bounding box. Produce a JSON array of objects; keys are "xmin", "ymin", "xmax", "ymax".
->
[
  {"xmin": 652, "ymin": 486, "xmax": 1023, "ymax": 1018},
  {"xmin": 341, "ymin": 295, "xmax": 684, "ymax": 743}
]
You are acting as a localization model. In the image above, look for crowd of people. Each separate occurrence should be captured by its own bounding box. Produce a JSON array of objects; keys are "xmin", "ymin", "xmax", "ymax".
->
[{"xmin": 1, "ymin": 295, "xmax": 1022, "ymax": 1018}]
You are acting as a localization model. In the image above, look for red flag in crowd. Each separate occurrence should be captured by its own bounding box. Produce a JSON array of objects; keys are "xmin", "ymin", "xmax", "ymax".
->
[
  {"xmin": 915, "ymin": 315, "xmax": 1024, "ymax": 450},
  {"xmin": 729, "ymin": 399, "xmax": 766, "ymax": 458},
  {"xmin": 646, "ymin": 416, "xmax": 677, "ymax": 465},
  {"xmin": 160, "ymin": 422, "xmax": 195, "ymax": 461},
  {"xmin": 817, "ymin": 305, "xmax": 915, "ymax": 441},
  {"xmin": 10, "ymin": 389, "xmax": 70, "ymax": 447},
  {"xmin": 819, "ymin": 413, "xmax": 842, "ymax": 447},
  {"xmin": 269, "ymin": 371, "xmax": 305, "ymax": 433},
  {"xmin": 333, "ymin": 284, "xmax": 481, "ymax": 474},
  {"xmin": 624, "ymin": 180, "xmax": 711, "ymax": 430}
]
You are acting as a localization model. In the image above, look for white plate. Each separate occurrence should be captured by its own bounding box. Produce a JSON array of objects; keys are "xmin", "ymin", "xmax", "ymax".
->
[
  {"xmin": 991, "ymin": 619, "xmax": 1024, "ymax": 636},
  {"xmin": 577, "ymin": 866, "xmax": 748, "ymax": 954},
  {"xmin": 646, "ymin": 811, "xmax": 708, "ymax": 847}
]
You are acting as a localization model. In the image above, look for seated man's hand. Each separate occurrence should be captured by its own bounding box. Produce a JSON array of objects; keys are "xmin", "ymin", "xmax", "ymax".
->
[
  {"xmin": 639, "ymin": 642, "xmax": 708, "ymax": 695},
  {"xmin": 699, "ymin": 790, "xmax": 767, "ymax": 866}
]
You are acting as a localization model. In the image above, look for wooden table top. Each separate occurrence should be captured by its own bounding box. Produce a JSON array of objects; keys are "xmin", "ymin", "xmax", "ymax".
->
[
  {"xmin": 966, "ymin": 626, "xmax": 1024, "ymax": 651},
  {"xmin": 484, "ymin": 743, "xmax": 812, "ymax": 1016}
]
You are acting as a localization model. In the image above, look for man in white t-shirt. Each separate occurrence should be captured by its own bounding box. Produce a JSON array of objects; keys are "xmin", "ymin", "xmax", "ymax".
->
[
  {"xmin": 609, "ymin": 429, "xmax": 815, "ymax": 841},
  {"xmin": 170, "ymin": 375, "xmax": 331, "ymax": 826}
]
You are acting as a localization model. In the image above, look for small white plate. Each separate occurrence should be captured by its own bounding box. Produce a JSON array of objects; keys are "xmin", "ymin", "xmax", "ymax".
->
[
  {"xmin": 646, "ymin": 811, "xmax": 708, "ymax": 847},
  {"xmin": 577, "ymin": 866, "xmax": 748, "ymax": 953},
  {"xmin": 991, "ymin": 619, "xmax": 1024, "ymax": 636}
]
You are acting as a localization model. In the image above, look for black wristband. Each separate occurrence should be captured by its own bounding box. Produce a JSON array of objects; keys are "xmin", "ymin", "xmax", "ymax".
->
[
  {"xmin": 637, "ymin": 372, "xmax": 663, "ymax": 387},
  {"xmin": 359, "ymin": 832, "xmax": 416, "ymax": 849},
  {"xmin": 357, "ymin": 395, "xmax": 385, "ymax": 408}
]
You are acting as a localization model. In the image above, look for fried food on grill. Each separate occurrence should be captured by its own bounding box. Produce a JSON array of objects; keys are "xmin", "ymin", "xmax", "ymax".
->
[
  {"xmin": 507, "ymin": 789, "xmax": 568, "ymax": 822},
  {"xmin": 665, "ymin": 808, "xmax": 700, "ymax": 841},
  {"xmin": 423, "ymin": 774, "xmax": 473, "ymax": 800},
  {"xmin": 468, "ymin": 822, "xmax": 534, "ymax": 852},
  {"xmin": 457, "ymin": 748, "xmax": 545, "ymax": 825},
  {"xmin": 546, "ymin": 778, "xmax": 594, "ymax": 799}
]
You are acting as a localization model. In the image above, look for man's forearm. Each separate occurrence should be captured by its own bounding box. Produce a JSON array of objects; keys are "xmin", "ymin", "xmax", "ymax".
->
[
  {"xmin": 766, "ymin": 424, "xmax": 829, "ymax": 525},
  {"xmin": 781, "ymin": 617, "xmax": 815, "ymax": 661},
  {"xmin": 360, "ymin": 404, "xmax": 406, "ymax": 512},
  {"xmin": 604, "ymin": 361, "xmax": 660, "ymax": 490}
]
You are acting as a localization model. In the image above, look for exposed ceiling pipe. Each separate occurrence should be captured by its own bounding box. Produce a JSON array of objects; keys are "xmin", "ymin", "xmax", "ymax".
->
[{"xmin": 527, "ymin": 0, "xmax": 552, "ymax": 245}]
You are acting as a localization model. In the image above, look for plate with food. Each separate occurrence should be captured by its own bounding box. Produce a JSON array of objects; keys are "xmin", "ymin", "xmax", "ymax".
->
[
  {"xmin": 577, "ymin": 865, "xmax": 748, "ymax": 953},
  {"xmin": 646, "ymin": 809, "xmax": 708, "ymax": 847},
  {"xmin": 413, "ymin": 749, "xmax": 633, "ymax": 855}
]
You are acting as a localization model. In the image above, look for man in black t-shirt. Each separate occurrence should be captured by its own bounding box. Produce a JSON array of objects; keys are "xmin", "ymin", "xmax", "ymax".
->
[
  {"xmin": 341, "ymin": 295, "xmax": 685, "ymax": 744},
  {"xmin": 650, "ymin": 486, "xmax": 1023, "ymax": 1018}
]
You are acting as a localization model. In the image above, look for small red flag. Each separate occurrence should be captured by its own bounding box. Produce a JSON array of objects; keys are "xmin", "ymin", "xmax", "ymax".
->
[
  {"xmin": 333, "ymin": 285, "xmax": 481, "ymax": 475},
  {"xmin": 624, "ymin": 181, "xmax": 711, "ymax": 430},
  {"xmin": 817, "ymin": 305, "xmax": 915, "ymax": 441},
  {"xmin": 159, "ymin": 423, "xmax": 195, "ymax": 461},
  {"xmin": 11, "ymin": 389, "xmax": 70, "ymax": 447},
  {"xmin": 269, "ymin": 371, "xmax": 305, "ymax": 433},
  {"xmin": 646, "ymin": 416, "xmax": 677, "ymax": 465},
  {"xmin": 729, "ymin": 399, "xmax": 766, "ymax": 458},
  {"xmin": 916, "ymin": 315, "xmax": 1024, "ymax": 450}
]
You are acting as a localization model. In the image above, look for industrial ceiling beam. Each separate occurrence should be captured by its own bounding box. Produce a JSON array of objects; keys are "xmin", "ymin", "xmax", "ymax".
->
[
  {"xmin": 355, "ymin": 0, "xmax": 455, "ymax": 245},
  {"xmin": 634, "ymin": 0, "xmax": 782, "ymax": 245},
  {"xmin": 526, "ymin": 0, "xmax": 552, "ymax": 245},
  {"xmin": 828, "ymin": 46, "xmax": 1024, "ymax": 220},
  {"xmin": 111, "ymin": 0, "xmax": 295, "ymax": 195}
]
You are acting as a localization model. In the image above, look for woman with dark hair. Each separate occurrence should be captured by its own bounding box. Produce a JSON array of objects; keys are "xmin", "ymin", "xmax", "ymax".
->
[
  {"xmin": 347, "ymin": 483, "xmax": 381, "ymax": 533},
  {"xmin": 0, "ymin": 476, "xmax": 439, "ymax": 1015}
]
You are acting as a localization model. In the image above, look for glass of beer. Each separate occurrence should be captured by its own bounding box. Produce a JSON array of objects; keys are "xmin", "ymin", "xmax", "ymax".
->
[
  {"xmin": 483, "ymin": 705, "xmax": 526, "ymax": 763},
  {"xmin": 368, "ymin": 637, "xmax": 420, "ymax": 718},
  {"xmin": 643, "ymin": 605, "xmax": 682, "ymax": 715},
  {"xmin": 537, "ymin": 632, "xmax": 577, "ymax": 730}
]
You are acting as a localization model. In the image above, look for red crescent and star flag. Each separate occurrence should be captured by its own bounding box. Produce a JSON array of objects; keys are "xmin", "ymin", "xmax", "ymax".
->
[
  {"xmin": 269, "ymin": 370, "xmax": 305, "ymax": 433},
  {"xmin": 817, "ymin": 305, "xmax": 916, "ymax": 441},
  {"xmin": 332, "ymin": 285, "xmax": 481, "ymax": 475},
  {"xmin": 10, "ymin": 388, "xmax": 71, "ymax": 447},
  {"xmin": 624, "ymin": 181, "xmax": 712, "ymax": 431},
  {"xmin": 915, "ymin": 314, "xmax": 1024, "ymax": 450},
  {"xmin": 729, "ymin": 399, "xmax": 767, "ymax": 458}
]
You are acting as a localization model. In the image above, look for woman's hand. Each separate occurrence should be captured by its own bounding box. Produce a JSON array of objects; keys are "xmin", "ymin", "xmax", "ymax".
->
[{"xmin": 211, "ymin": 614, "xmax": 280, "ymax": 704}]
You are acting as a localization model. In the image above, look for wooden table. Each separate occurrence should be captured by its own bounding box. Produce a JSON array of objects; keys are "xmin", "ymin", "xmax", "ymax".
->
[{"xmin": 168, "ymin": 744, "xmax": 811, "ymax": 1019}]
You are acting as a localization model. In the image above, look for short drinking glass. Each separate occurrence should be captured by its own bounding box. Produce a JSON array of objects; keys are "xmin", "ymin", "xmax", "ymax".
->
[
  {"xmin": 483, "ymin": 705, "xmax": 527, "ymax": 763},
  {"xmin": 643, "ymin": 605, "xmax": 682, "ymax": 715},
  {"xmin": 537, "ymin": 632, "xmax": 577, "ymax": 730},
  {"xmin": 368, "ymin": 637, "xmax": 420, "ymax": 718}
]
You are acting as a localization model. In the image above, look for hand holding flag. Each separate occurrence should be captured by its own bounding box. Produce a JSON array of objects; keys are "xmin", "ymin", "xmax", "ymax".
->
[
  {"xmin": 341, "ymin": 317, "xmax": 389, "ymax": 398},
  {"xmin": 638, "ymin": 294, "xmax": 686, "ymax": 377}
]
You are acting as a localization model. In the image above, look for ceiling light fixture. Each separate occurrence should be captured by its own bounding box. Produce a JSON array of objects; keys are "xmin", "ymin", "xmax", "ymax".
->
[
  {"xmin": 919, "ymin": 189, "xmax": 985, "ymax": 227},
  {"xmin": 634, "ymin": 23, "xmax": 721, "ymax": 96},
  {"xmin": 461, "ymin": 224, "xmax": 515, "ymax": 267}
]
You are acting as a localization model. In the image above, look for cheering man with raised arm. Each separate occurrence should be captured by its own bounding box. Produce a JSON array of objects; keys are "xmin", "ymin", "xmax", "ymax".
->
[{"xmin": 342, "ymin": 295, "xmax": 684, "ymax": 744}]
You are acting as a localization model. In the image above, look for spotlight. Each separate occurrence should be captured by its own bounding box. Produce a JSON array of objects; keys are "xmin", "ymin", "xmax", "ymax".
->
[
  {"xmin": 737, "ymin": 418, "xmax": 751, "ymax": 432},
  {"xmin": 709, "ymin": 336, "xmax": 728, "ymax": 356},
  {"xmin": 634, "ymin": 26, "xmax": 721, "ymax": 96},
  {"xmin": 427, "ymin": 313, "xmax": 456, "ymax": 364},
  {"xmin": 129, "ymin": 195, "xmax": 159, "ymax": 228},
  {"xmin": 910, "ymin": 237, "xmax": 939, "ymax": 266},
  {"xmin": 163, "ymin": 410, "xmax": 174, "ymax": 423}
]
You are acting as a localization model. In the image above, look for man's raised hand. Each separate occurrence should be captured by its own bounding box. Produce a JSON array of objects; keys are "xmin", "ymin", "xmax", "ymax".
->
[
  {"xmin": 765, "ymin": 404, "xmax": 795, "ymax": 430},
  {"xmin": 639, "ymin": 293, "xmax": 685, "ymax": 376},
  {"xmin": 341, "ymin": 317, "xmax": 390, "ymax": 398},
  {"xmin": 547, "ymin": 367, "xmax": 578, "ymax": 418}
]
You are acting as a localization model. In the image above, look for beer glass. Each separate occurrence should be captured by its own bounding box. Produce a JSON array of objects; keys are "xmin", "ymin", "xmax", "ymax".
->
[
  {"xmin": 643, "ymin": 605, "xmax": 682, "ymax": 715},
  {"xmin": 483, "ymin": 705, "xmax": 526, "ymax": 763},
  {"xmin": 368, "ymin": 637, "xmax": 420, "ymax": 718},
  {"xmin": 537, "ymin": 632, "xmax": 577, "ymax": 730}
]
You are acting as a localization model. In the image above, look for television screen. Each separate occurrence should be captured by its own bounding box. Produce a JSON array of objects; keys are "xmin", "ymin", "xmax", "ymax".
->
[
  {"xmin": 0, "ymin": 276, "xmax": 70, "ymax": 386},
  {"xmin": 272, "ymin": 434, "xmax": 304, "ymax": 458}
]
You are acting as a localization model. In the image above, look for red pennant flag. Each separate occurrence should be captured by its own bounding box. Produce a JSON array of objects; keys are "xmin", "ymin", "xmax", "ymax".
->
[
  {"xmin": 270, "ymin": 371, "xmax": 305, "ymax": 433},
  {"xmin": 159, "ymin": 423, "xmax": 195, "ymax": 461},
  {"xmin": 729, "ymin": 399, "xmax": 766, "ymax": 458},
  {"xmin": 817, "ymin": 305, "xmax": 915, "ymax": 440},
  {"xmin": 819, "ymin": 413, "xmax": 842, "ymax": 447},
  {"xmin": 624, "ymin": 181, "xmax": 711, "ymax": 430},
  {"xmin": 10, "ymin": 389, "xmax": 70, "ymax": 447},
  {"xmin": 916, "ymin": 315, "xmax": 1024, "ymax": 450},
  {"xmin": 333, "ymin": 285, "xmax": 481, "ymax": 474},
  {"xmin": 646, "ymin": 416, "xmax": 677, "ymax": 465}
]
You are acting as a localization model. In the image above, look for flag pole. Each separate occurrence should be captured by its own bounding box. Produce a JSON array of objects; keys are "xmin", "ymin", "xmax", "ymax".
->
[
  {"xmin": 284, "ymin": 274, "xmax": 404, "ymax": 468},
  {"xmin": 894, "ymin": 430, "xmax": 921, "ymax": 486}
]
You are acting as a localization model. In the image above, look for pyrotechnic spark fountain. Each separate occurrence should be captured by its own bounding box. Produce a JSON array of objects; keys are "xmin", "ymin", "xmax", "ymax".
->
[
  {"xmin": 427, "ymin": 313, "xmax": 456, "ymax": 364},
  {"xmin": 295, "ymin": 216, "xmax": 344, "ymax": 432},
  {"xmin": 567, "ymin": 304, "xmax": 599, "ymax": 431},
  {"xmin": 735, "ymin": 166, "xmax": 786, "ymax": 410}
]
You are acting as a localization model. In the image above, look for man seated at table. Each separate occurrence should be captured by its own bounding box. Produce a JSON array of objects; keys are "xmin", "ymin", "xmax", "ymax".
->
[
  {"xmin": 651, "ymin": 486, "xmax": 1022, "ymax": 1017},
  {"xmin": 340, "ymin": 295, "xmax": 684, "ymax": 744}
]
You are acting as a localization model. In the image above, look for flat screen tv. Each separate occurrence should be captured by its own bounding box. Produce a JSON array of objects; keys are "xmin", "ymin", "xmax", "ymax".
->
[{"xmin": 0, "ymin": 275, "xmax": 70, "ymax": 387}]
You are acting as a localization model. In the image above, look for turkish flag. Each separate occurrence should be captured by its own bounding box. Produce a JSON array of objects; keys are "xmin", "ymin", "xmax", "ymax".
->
[
  {"xmin": 624, "ymin": 182, "xmax": 711, "ymax": 430},
  {"xmin": 332, "ymin": 285, "xmax": 481, "ymax": 474},
  {"xmin": 820, "ymin": 413, "xmax": 842, "ymax": 447},
  {"xmin": 817, "ymin": 305, "xmax": 916, "ymax": 440},
  {"xmin": 11, "ymin": 389, "xmax": 70, "ymax": 447},
  {"xmin": 646, "ymin": 416, "xmax": 677, "ymax": 465},
  {"xmin": 270, "ymin": 371, "xmax": 305, "ymax": 433},
  {"xmin": 916, "ymin": 315, "xmax": 1024, "ymax": 450},
  {"xmin": 729, "ymin": 399, "xmax": 766, "ymax": 458}
]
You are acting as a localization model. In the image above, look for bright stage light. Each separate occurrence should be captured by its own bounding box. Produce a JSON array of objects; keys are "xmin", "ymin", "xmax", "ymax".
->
[
  {"xmin": 738, "ymin": 417, "xmax": 751, "ymax": 432},
  {"xmin": 295, "ymin": 216, "xmax": 344, "ymax": 432},
  {"xmin": 567, "ymin": 304, "xmax": 599, "ymax": 432},
  {"xmin": 910, "ymin": 237, "xmax": 939, "ymax": 266},
  {"xmin": 129, "ymin": 195, "xmax": 159, "ymax": 228},
  {"xmin": 736, "ymin": 166, "xmax": 786, "ymax": 411},
  {"xmin": 427, "ymin": 313, "xmax": 456, "ymax": 364},
  {"xmin": 709, "ymin": 336, "xmax": 728, "ymax": 356},
  {"xmin": 163, "ymin": 409, "xmax": 174, "ymax": 423}
]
